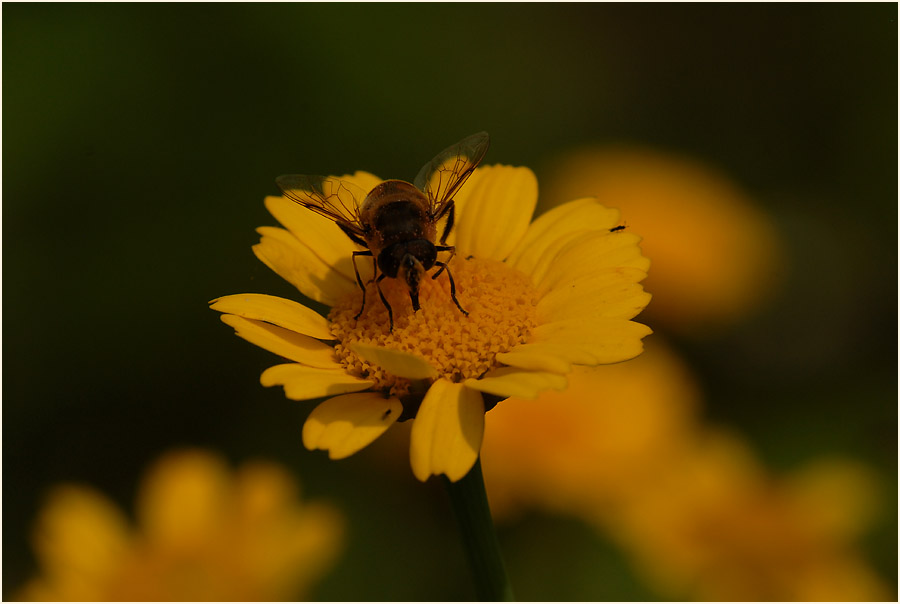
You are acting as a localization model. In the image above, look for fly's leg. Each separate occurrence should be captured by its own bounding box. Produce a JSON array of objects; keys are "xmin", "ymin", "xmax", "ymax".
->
[
  {"xmin": 339, "ymin": 223, "xmax": 368, "ymax": 247},
  {"xmin": 433, "ymin": 260, "xmax": 467, "ymax": 317},
  {"xmin": 432, "ymin": 244, "xmax": 457, "ymax": 280},
  {"xmin": 437, "ymin": 202, "xmax": 456, "ymax": 245},
  {"xmin": 352, "ymin": 250, "xmax": 374, "ymax": 320},
  {"xmin": 374, "ymin": 273, "xmax": 394, "ymax": 331},
  {"xmin": 432, "ymin": 244, "xmax": 466, "ymax": 315}
]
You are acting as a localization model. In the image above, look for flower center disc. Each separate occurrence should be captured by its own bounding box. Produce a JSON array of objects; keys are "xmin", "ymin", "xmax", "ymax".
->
[{"xmin": 329, "ymin": 256, "xmax": 537, "ymax": 397}]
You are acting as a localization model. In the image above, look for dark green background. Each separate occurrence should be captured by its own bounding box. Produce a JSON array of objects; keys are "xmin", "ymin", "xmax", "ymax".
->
[{"xmin": 4, "ymin": 3, "xmax": 897, "ymax": 600}]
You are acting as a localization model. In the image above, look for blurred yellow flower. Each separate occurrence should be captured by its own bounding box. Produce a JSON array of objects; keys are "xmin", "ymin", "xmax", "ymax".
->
[
  {"xmin": 542, "ymin": 146, "xmax": 783, "ymax": 333},
  {"xmin": 481, "ymin": 340, "xmax": 891, "ymax": 601},
  {"xmin": 611, "ymin": 432, "xmax": 890, "ymax": 601},
  {"xmin": 482, "ymin": 339, "xmax": 700, "ymax": 518},
  {"xmin": 212, "ymin": 162, "xmax": 651, "ymax": 482},
  {"xmin": 16, "ymin": 450, "xmax": 344, "ymax": 602}
]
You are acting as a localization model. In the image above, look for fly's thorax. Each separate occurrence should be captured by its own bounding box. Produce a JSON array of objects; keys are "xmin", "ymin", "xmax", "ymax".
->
[{"xmin": 360, "ymin": 180, "xmax": 436, "ymax": 254}]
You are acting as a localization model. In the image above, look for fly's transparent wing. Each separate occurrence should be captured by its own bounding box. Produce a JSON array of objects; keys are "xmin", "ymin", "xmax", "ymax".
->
[
  {"xmin": 275, "ymin": 174, "xmax": 368, "ymax": 236},
  {"xmin": 413, "ymin": 132, "xmax": 490, "ymax": 220}
]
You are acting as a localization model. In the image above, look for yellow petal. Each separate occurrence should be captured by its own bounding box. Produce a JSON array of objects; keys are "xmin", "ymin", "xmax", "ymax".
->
[
  {"xmin": 302, "ymin": 392, "xmax": 402, "ymax": 459},
  {"xmin": 464, "ymin": 367, "xmax": 568, "ymax": 400},
  {"xmin": 335, "ymin": 170, "xmax": 383, "ymax": 195},
  {"xmin": 451, "ymin": 166, "xmax": 538, "ymax": 261},
  {"xmin": 538, "ymin": 265, "xmax": 647, "ymax": 298},
  {"xmin": 253, "ymin": 226, "xmax": 357, "ymax": 306},
  {"xmin": 349, "ymin": 343, "xmax": 438, "ymax": 380},
  {"xmin": 263, "ymin": 196, "xmax": 376, "ymax": 287},
  {"xmin": 264, "ymin": 196, "xmax": 362, "ymax": 281},
  {"xmin": 263, "ymin": 171, "xmax": 378, "ymax": 289},
  {"xmin": 495, "ymin": 349, "xmax": 572, "ymax": 374},
  {"xmin": 533, "ymin": 318, "xmax": 653, "ymax": 364},
  {"xmin": 409, "ymin": 380, "xmax": 484, "ymax": 482},
  {"xmin": 210, "ymin": 293, "xmax": 334, "ymax": 340},
  {"xmin": 499, "ymin": 341, "xmax": 599, "ymax": 367},
  {"xmin": 508, "ymin": 198, "xmax": 621, "ymax": 279},
  {"xmin": 219, "ymin": 315, "xmax": 341, "ymax": 369},
  {"xmin": 261, "ymin": 364, "xmax": 373, "ymax": 400},
  {"xmin": 538, "ymin": 269, "xmax": 652, "ymax": 321},
  {"xmin": 536, "ymin": 230, "xmax": 650, "ymax": 297}
]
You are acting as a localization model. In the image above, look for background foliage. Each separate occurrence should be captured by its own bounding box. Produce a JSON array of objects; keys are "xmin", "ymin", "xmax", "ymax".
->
[{"xmin": 4, "ymin": 3, "xmax": 896, "ymax": 600}]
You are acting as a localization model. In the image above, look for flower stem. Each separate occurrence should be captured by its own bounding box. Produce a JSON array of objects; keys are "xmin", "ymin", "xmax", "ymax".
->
[{"xmin": 443, "ymin": 458, "xmax": 515, "ymax": 601}]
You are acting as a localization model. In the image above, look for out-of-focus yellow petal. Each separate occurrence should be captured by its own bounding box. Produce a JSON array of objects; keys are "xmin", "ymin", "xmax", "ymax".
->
[
  {"xmin": 536, "ymin": 231, "xmax": 650, "ymax": 298},
  {"xmin": 302, "ymin": 392, "xmax": 402, "ymax": 459},
  {"xmin": 532, "ymin": 318, "xmax": 652, "ymax": 364},
  {"xmin": 26, "ymin": 486, "xmax": 130, "ymax": 601},
  {"xmin": 507, "ymin": 197, "xmax": 621, "ymax": 280},
  {"xmin": 464, "ymin": 367, "xmax": 568, "ymax": 400},
  {"xmin": 135, "ymin": 450, "xmax": 231, "ymax": 550},
  {"xmin": 210, "ymin": 293, "xmax": 335, "ymax": 340},
  {"xmin": 538, "ymin": 271, "xmax": 652, "ymax": 321},
  {"xmin": 231, "ymin": 461, "xmax": 345, "ymax": 600},
  {"xmin": 220, "ymin": 315, "xmax": 340, "ymax": 369},
  {"xmin": 17, "ymin": 449, "xmax": 347, "ymax": 602},
  {"xmin": 409, "ymin": 380, "xmax": 484, "ymax": 482},
  {"xmin": 132, "ymin": 451, "xmax": 345, "ymax": 601},
  {"xmin": 451, "ymin": 165, "xmax": 538, "ymax": 261},
  {"xmin": 785, "ymin": 459, "xmax": 882, "ymax": 540},
  {"xmin": 260, "ymin": 364, "xmax": 373, "ymax": 400},
  {"xmin": 253, "ymin": 226, "xmax": 357, "ymax": 306},
  {"xmin": 481, "ymin": 340, "xmax": 702, "ymax": 519},
  {"xmin": 349, "ymin": 343, "xmax": 438, "ymax": 380},
  {"xmin": 233, "ymin": 460, "xmax": 298, "ymax": 520}
]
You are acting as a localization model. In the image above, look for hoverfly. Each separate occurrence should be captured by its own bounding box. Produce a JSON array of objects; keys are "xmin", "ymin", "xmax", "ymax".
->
[{"xmin": 276, "ymin": 132, "xmax": 490, "ymax": 331}]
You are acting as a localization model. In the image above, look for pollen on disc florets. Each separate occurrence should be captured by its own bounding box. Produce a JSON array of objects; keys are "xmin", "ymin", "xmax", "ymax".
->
[{"xmin": 329, "ymin": 256, "xmax": 538, "ymax": 398}]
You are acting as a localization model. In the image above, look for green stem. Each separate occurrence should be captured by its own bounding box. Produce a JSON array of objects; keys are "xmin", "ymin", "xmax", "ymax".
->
[{"xmin": 443, "ymin": 458, "xmax": 515, "ymax": 601}]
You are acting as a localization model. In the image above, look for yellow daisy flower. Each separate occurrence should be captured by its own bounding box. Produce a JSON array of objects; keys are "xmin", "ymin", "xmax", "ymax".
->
[
  {"xmin": 211, "ymin": 141, "xmax": 651, "ymax": 482},
  {"xmin": 16, "ymin": 449, "xmax": 344, "ymax": 602}
]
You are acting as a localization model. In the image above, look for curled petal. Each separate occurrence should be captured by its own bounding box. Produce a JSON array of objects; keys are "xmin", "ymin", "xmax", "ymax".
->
[
  {"xmin": 303, "ymin": 393, "xmax": 402, "ymax": 459},
  {"xmin": 219, "ymin": 315, "xmax": 340, "ymax": 369},
  {"xmin": 261, "ymin": 364, "xmax": 373, "ymax": 400},
  {"xmin": 495, "ymin": 349, "xmax": 572, "ymax": 374},
  {"xmin": 497, "ymin": 342, "xmax": 598, "ymax": 367},
  {"xmin": 464, "ymin": 367, "xmax": 568, "ymax": 400},
  {"xmin": 349, "ymin": 343, "xmax": 438, "ymax": 380},
  {"xmin": 210, "ymin": 293, "xmax": 334, "ymax": 340},
  {"xmin": 532, "ymin": 319, "xmax": 653, "ymax": 364}
]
